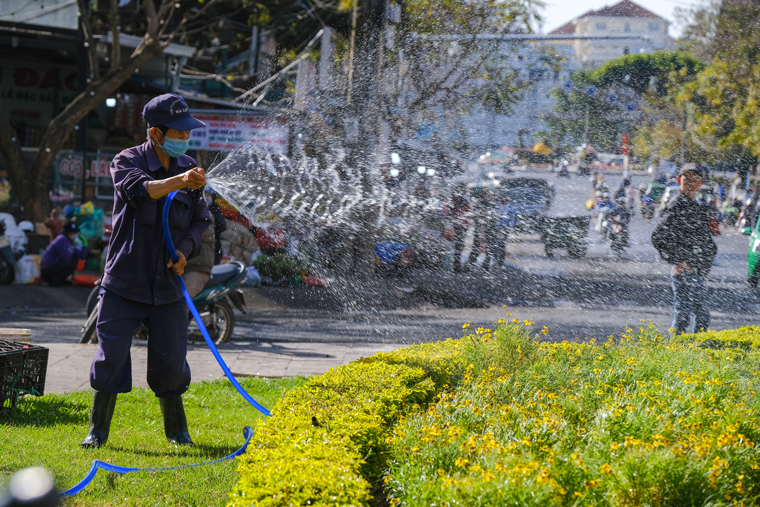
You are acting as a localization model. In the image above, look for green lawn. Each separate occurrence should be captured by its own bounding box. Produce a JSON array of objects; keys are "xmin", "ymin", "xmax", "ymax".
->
[{"xmin": 1, "ymin": 377, "xmax": 307, "ymax": 506}]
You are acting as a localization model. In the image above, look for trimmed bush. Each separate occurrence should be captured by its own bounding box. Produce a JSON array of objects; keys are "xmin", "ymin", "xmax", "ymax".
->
[
  {"xmin": 228, "ymin": 322, "xmax": 760, "ymax": 506},
  {"xmin": 228, "ymin": 340, "xmax": 465, "ymax": 506}
]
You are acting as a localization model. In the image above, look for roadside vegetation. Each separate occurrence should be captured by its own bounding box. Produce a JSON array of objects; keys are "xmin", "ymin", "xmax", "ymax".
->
[
  {"xmin": 5, "ymin": 323, "xmax": 760, "ymax": 506},
  {"xmin": 228, "ymin": 321, "xmax": 760, "ymax": 506},
  {"xmin": 386, "ymin": 322, "xmax": 760, "ymax": 506},
  {"xmin": 1, "ymin": 377, "xmax": 305, "ymax": 506}
]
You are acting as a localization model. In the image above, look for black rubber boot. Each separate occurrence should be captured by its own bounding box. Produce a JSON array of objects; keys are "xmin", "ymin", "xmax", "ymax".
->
[
  {"xmin": 80, "ymin": 391, "xmax": 117, "ymax": 449},
  {"xmin": 159, "ymin": 396, "xmax": 194, "ymax": 446}
]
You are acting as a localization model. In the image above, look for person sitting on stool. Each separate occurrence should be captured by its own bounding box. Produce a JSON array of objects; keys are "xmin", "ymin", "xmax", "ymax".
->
[{"xmin": 40, "ymin": 221, "xmax": 88, "ymax": 286}]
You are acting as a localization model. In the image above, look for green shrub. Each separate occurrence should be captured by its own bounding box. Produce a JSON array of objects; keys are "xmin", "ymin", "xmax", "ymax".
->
[
  {"xmin": 385, "ymin": 322, "xmax": 760, "ymax": 506},
  {"xmin": 253, "ymin": 253, "xmax": 313, "ymax": 281},
  {"xmin": 228, "ymin": 344, "xmax": 466, "ymax": 506}
]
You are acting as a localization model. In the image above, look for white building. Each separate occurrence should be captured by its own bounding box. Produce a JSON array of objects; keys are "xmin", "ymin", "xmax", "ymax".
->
[
  {"xmin": 549, "ymin": 0, "xmax": 674, "ymax": 68},
  {"xmin": 461, "ymin": 0, "xmax": 675, "ymax": 149},
  {"xmin": 463, "ymin": 41, "xmax": 580, "ymax": 149}
]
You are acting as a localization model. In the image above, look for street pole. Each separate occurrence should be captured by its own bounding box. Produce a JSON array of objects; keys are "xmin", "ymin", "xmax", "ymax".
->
[
  {"xmin": 249, "ymin": 26, "xmax": 259, "ymax": 78},
  {"xmin": 584, "ymin": 103, "xmax": 589, "ymax": 146},
  {"xmin": 76, "ymin": 3, "xmax": 89, "ymax": 205}
]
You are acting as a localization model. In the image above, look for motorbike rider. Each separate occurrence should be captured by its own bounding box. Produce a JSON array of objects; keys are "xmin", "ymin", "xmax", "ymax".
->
[{"xmin": 81, "ymin": 94, "xmax": 210, "ymax": 449}]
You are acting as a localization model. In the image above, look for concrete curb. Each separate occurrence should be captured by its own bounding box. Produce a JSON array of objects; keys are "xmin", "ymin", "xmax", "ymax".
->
[{"xmin": 38, "ymin": 341, "xmax": 405, "ymax": 394}]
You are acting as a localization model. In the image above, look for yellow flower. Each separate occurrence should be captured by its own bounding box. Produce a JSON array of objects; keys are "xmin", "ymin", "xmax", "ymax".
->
[
  {"xmin": 462, "ymin": 322, "xmax": 471, "ymax": 329},
  {"xmin": 542, "ymin": 326, "xmax": 549, "ymax": 335},
  {"xmin": 454, "ymin": 457, "xmax": 470, "ymax": 468},
  {"xmin": 600, "ymin": 464, "xmax": 613, "ymax": 476}
]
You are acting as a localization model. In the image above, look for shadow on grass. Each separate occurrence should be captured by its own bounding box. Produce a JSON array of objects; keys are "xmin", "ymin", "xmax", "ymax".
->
[
  {"xmin": 0, "ymin": 395, "xmax": 88, "ymax": 427},
  {"xmin": 106, "ymin": 443, "xmax": 242, "ymax": 459}
]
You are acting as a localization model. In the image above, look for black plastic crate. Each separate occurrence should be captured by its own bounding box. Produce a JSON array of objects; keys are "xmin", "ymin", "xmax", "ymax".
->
[{"xmin": 0, "ymin": 340, "xmax": 48, "ymax": 413}]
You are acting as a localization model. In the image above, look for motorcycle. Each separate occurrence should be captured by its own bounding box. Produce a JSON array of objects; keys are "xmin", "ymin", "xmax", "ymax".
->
[
  {"xmin": 81, "ymin": 261, "xmax": 249, "ymax": 345},
  {"xmin": 608, "ymin": 208, "xmax": 630, "ymax": 255},
  {"xmin": 558, "ymin": 160, "xmax": 569, "ymax": 178},
  {"xmin": 0, "ymin": 219, "xmax": 15, "ymax": 284}
]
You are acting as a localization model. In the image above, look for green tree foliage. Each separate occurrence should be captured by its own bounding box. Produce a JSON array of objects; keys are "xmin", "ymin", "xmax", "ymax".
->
[
  {"xmin": 586, "ymin": 51, "xmax": 705, "ymax": 97},
  {"xmin": 683, "ymin": 0, "xmax": 760, "ymax": 160},
  {"xmin": 543, "ymin": 51, "xmax": 704, "ymax": 156}
]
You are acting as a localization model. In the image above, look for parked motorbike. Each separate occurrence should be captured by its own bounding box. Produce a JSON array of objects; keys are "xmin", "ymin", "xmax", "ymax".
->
[
  {"xmin": 0, "ymin": 220, "xmax": 15, "ymax": 284},
  {"xmin": 81, "ymin": 261, "xmax": 249, "ymax": 345}
]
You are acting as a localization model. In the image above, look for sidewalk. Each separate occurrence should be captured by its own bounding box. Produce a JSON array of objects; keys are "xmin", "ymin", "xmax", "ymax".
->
[{"xmin": 39, "ymin": 340, "xmax": 404, "ymax": 394}]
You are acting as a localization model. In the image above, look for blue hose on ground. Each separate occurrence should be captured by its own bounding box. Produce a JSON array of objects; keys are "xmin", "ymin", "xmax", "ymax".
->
[
  {"xmin": 59, "ymin": 191, "xmax": 272, "ymax": 498},
  {"xmin": 162, "ymin": 190, "xmax": 271, "ymax": 417},
  {"xmin": 59, "ymin": 427, "xmax": 254, "ymax": 497}
]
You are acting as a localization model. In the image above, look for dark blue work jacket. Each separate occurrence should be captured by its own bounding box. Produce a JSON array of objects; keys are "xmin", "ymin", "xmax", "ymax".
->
[{"xmin": 101, "ymin": 141, "xmax": 211, "ymax": 305}]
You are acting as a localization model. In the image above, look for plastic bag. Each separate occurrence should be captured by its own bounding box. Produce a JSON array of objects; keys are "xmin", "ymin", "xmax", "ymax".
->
[
  {"xmin": 14, "ymin": 254, "xmax": 40, "ymax": 284},
  {"xmin": 243, "ymin": 266, "xmax": 262, "ymax": 287}
]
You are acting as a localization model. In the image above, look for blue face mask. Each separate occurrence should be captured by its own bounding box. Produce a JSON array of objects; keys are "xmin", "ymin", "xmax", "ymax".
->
[{"xmin": 151, "ymin": 129, "xmax": 189, "ymax": 158}]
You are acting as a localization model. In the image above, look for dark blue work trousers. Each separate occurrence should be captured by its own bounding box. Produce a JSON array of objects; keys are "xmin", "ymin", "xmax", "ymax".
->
[
  {"xmin": 671, "ymin": 273, "xmax": 710, "ymax": 335},
  {"xmin": 90, "ymin": 289, "xmax": 190, "ymax": 397}
]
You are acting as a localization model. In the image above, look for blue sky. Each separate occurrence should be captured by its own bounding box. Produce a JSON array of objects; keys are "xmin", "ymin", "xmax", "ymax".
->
[{"xmin": 540, "ymin": 0, "xmax": 704, "ymax": 37}]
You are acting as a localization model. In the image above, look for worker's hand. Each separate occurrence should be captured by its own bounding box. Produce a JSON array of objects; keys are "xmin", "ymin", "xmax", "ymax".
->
[
  {"xmin": 168, "ymin": 250, "xmax": 187, "ymax": 276},
  {"xmin": 672, "ymin": 261, "xmax": 692, "ymax": 276},
  {"xmin": 181, "ymin": 168, "xmax": 206, "ymax": 190}
]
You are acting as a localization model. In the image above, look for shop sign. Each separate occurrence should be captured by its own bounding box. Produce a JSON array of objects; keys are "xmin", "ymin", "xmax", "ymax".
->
[
  {"xmin": 90, "ymin": 158, "xmax": 112, "ymax": 178},
  {"xmin": 58, "ymin": 157, "xmax": 83, "ymax": 177},
  {"xmin": 188, "ymin": 110, "xmax": 288, "ymax": 153}
]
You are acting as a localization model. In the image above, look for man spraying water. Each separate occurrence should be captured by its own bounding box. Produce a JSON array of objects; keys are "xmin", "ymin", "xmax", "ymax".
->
[{"xmin": 82, "ymin": 94, "xmax": 210, "ymax": 449}]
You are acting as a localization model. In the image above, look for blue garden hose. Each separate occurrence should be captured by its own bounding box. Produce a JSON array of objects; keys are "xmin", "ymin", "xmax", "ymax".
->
[
  {"xmin": 161, "ymin": 190, "xmax": 271, "ymax": 417},
  {"xmin": 59, "ymin": 191, "xmax": 271, "ymax": 498},
  {"xmin": 60, "ymin": 427, "xmax": 254, "ymax": 497}
]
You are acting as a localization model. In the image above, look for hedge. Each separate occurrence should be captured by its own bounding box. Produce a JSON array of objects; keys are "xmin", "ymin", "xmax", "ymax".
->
[
  {"xmin": 228, "ymin": 339, "xmax": 466, "ymax": 506},
  {"xmin": 228, "ymin": 322, "xmax": 760, "ymax": 506}
]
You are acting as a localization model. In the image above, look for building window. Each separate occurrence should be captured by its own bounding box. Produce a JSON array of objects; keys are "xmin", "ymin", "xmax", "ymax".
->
[
  {"xmin": 648, "ymin": 23, "xmax": 659, "ymax": 31},
  {"xmin": 624, "ymin": 23, "xmax": 631, "ymax": 32},
  {"xmin": 596, "ymin": 22, "xmax": 607, "ymax": 30}
]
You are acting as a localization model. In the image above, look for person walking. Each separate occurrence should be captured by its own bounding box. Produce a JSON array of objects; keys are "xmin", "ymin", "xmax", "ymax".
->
[
  {"xmin": 81, "ymin": 94, "xmax": 210, "ymax": 449},
  {"xmin": 652, "ymin": 164, "xmax": 717, "ymax": 335},
  {"xmin": 448, "ymin": 184, "xmax": 470, "ymax": 273}
]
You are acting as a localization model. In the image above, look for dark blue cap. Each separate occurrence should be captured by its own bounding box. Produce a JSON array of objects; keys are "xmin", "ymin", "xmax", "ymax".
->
[{"xmin": 142, "ymin": 93, "xmax": 205, "ymax": 131}]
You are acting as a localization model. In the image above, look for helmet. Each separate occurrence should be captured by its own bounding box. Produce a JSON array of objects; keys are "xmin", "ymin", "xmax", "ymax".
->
[{"xmin": 18, "ymin": 221, "xmax": 34, "ymax": 233}]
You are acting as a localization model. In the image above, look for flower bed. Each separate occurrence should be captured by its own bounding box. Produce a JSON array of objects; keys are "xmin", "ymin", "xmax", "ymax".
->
[
  {"xmin": 228, "ymin": 321, "xmax": 760, "ymax": 506},
  {"xmin": 385, "ymin": 322, "xmax": 760, "ymax": 506}
]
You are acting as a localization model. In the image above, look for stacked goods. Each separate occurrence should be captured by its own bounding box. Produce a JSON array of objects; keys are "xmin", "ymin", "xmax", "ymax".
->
[{"xmin": 219, "ymin": 221, "xmax": 259, "ymax": 264}]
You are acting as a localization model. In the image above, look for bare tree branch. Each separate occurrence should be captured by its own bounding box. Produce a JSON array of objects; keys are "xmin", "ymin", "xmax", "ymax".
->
[
  {"xmin": 160, "ymin": 0, "xmax": 220, "ymax": 48},
  {"xmin": 76, "ymin": 0, "xmax": 99, "ymax": 81},
  {"xmin": 108, "ymin": 0, "xmax": 121, "ymax": 73}
]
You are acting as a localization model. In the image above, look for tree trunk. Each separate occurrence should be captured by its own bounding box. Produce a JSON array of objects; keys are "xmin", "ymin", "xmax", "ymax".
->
[{"xmin": 347, "ymin": 0, "xmax": 385, "ymax": 276}]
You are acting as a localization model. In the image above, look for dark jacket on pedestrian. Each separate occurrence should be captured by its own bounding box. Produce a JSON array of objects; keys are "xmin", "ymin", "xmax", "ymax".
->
[{"xmin": 651, "ymin": 193, "xmax": 717, "ymax": 276}]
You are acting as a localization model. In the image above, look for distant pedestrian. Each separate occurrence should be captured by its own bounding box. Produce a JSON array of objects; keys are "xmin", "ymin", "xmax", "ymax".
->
[
  {"xmin": 651, "ymin": 164, "xmax": 718, "ymax": 335},
  {"xmin": 448, "ymin": 184, "xmax": 470, "ymax": 272}
]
